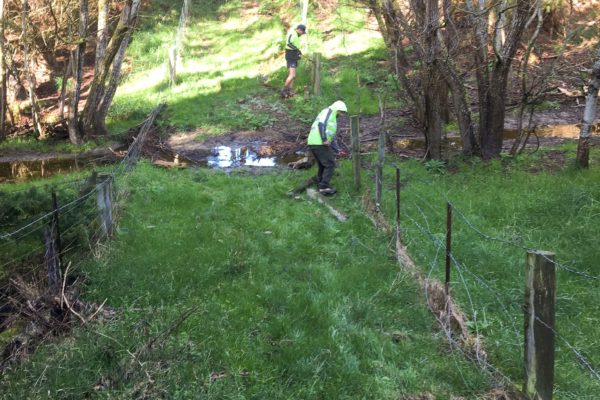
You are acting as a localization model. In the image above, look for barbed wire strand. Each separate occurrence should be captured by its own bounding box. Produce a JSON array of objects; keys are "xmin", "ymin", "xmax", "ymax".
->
[
  {"xmin": 385, "ymin": 162, "xmax": 600, "ymax": 281},
  {"xmin": 404, "ymin": 202, "xmax": 522, "ymax": 340},
  {"xmin": 0, "ymin": 175, "xmax": 112, "ymax": 242},
  {"xmin": 534, "ymin": 315, "xmax": 600, "ymax": 382}
]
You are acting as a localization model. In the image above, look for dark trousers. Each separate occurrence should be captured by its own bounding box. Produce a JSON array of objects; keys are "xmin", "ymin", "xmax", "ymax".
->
[{"xmin": 309, "ymin": 145, "xmax": 335, "ymax": 189}]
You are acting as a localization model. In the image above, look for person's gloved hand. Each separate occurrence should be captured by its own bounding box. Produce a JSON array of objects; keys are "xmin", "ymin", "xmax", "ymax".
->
[{"xmin": 337, "ymin": 150, "xmax": 349, "ymax": 158}]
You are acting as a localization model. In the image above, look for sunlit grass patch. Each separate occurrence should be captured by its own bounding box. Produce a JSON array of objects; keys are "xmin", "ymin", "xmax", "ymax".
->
[{"xmin": 108, "ymin": 0, "xmax": 393, "ymax": 135}]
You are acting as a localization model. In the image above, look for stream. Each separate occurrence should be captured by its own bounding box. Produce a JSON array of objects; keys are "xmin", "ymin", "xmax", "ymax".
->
[{"xmin": 0, "ymin": 123, "xmax": 596, "ymax": 183}]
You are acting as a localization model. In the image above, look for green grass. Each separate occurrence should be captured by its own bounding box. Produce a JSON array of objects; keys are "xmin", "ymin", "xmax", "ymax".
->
[
  {"xmin": 369, "ymin": 147, "xmax": 600, "ymax": 399},
  {"xmin": 0, "ymin": 162, "xmax": 493, "ymax": 399},
  {"xmin": 106, "ymin": 0, "xmax": 395, "ymax": 136}
]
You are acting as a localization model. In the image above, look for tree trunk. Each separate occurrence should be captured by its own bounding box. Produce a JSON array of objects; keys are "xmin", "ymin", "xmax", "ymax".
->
[
  {"xmin": 438, "ymin": 59, "xmax": 478, "ymax": 155},
  {"xmin": 96, "ymin": 31, "xmax": 133, "ymax": 135},
  {"xmin": 0, "ymin": 0, "xmax": 6, "ymax": 142},
  {"xmin": 81, "ymin": 0, "xmax": 141, "ymax": 137},
  {"xmin": 474, "ymin": 0, "xmax": 534, "ymax": 158},
  {"xmin": 68, "ymin": 0, "xmax": 88, "ymax": 145},
  {"xmin": 95, "ymin": 0, "xmax": 109, "ymax": 72},
  {"xmin": 59, "ymin": 55, "xmax": 72, "ymax": 124},
  {"xmin": 424, "ymin": 71, "xmax": 443, "ymax": 159},
  {"xmin": 22, "ymin": 0, "xmax": 44, "ymax": 139},
  {"xmin": 576, "ymin": 46, "xmax": 600, "ymax": 168},
  {"xmin": 422, "ymin": 0, "xmax": 443, "ymax": 159},
  {"xmin": 481, "ymin": 69, "xmax": 510, "ymax": 159}
]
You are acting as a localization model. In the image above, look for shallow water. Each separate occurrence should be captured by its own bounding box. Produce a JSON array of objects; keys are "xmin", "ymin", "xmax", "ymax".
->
[
  {"xmin": 0, "ymin": 155, "xmax": 118, "ymax": 183},
  {"xmin": 203, "ymin": 145, "xmax": 302, "ymax": 168}
]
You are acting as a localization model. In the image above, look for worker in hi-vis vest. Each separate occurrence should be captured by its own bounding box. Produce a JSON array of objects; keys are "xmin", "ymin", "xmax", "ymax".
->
[
  {"xmin": 281, "ymin": 24, "xmax": 306, "ymax": 98},
  {"xmin": 307, "ymin": 100, "xmax": 348, "ymax": 196}
]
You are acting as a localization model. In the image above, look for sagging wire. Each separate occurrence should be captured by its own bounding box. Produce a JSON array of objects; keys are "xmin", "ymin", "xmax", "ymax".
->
[{"xmin": 534, "ymin": 314, "xmax": 600, "ymax": 382}]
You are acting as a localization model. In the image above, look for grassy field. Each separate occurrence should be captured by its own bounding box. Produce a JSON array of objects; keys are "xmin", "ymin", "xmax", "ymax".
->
[
  {"xmin": 371, "ymin": 147, "xmax": 600, "ymax": 399},
  {"xmin": 2, "ymin": 0, "xmax": 600, "ymax": 398},
  {"xmin": 0, "ymin": 162, "xmax": 493, "ymax": 399},
  {"xmin": 105, "ymin": 0, "xmax": 394, "ymax": 135}
]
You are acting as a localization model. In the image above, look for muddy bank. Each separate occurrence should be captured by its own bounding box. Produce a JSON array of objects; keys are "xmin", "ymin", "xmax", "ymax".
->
[{"xmin": 167, "ymin": 105, "xmax": 598, "ymax": 165}]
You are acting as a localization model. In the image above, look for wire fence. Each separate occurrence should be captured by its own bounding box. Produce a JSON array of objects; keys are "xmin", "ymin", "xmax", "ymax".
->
[
  {"xmin": 0, "ymin": 103, "xmax": 163, "ymax": 308},
  {"xmin": 359, "ymin": 154, "xmax": 600, "ymax": 394}
]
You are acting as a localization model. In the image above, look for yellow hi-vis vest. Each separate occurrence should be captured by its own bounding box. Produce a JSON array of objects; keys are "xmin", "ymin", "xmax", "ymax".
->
[
  {"xmin": 307, "ymin": 107, "xmax": 337, "ymax": 145},
  {"xmin": 285, "ymin": 28, "xmax": 302, "ymax": 52}
]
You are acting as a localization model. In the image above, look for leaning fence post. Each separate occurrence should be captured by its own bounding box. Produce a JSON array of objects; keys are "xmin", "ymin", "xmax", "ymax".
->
[
  {"xmin": 350, "ymin": 115, "xmax": 361, "ymax": 191},
  {"xmin": 395, "ymin": 167, "xmax": 400, "ymax": 227},
  {"xmin": 524, "ymin": 250, "xmax": 556, "ymax": 400},
  {"xmin": 312, "ymin": 52, "xmax": 321, "ymax": 96},
  {"xmin": 168, "ymin": 46, "xmax": 177, "ymax": 87},
  {"xmin": 445, "ymin": 202, "xmax": 452, "ymax": 296},
  {"xmin": 375, "ymin": 129, "xmax": 385, "ymax": 210},
  {"xmin": 44, "ymin": 191, "xmax": 62, "ymax": 294},
  {"xmin": 97, "ymin": 174, "xmax": 114, "ymax": 238}
]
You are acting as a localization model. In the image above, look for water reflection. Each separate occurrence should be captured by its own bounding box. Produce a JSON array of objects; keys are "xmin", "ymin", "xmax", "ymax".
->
[
  {"xmin": 0, "ymin": 156, "xmax": 117, "ymax": 183},
  {"xmin": 207, "ymin": 146, "xmax": 278, "ymax": 168}
]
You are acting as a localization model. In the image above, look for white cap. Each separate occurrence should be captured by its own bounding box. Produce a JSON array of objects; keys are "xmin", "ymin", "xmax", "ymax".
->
[{"xmin": 330, "ymin": 100, "xmax": 347, "ymax": 112}]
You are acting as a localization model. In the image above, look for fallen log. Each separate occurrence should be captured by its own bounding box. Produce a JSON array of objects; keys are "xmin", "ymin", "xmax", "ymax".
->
[{"xmin": 306, "ymin": 188, "xmax": 347, "ymax": 222}]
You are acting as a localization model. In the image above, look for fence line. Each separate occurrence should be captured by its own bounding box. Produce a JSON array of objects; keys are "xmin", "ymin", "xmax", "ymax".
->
[
  {"xmin": 390, "ymin": 163, "xmax": 600, "ymax": 282},
  {"xmin": 403, "ymin": 203, "xmax": 522, "ymax": 339},
  {"xmin": 374, "ymin": 159, "xmax": 600, "ymax": 390},
  {"xmin": 0, "ymin": 104, "xmax": 162, "ymax": 301}
]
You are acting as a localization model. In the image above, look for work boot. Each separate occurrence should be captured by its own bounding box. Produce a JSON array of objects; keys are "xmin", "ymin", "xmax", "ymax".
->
[
  {"xmin": 318, "ymin": 187, "xmax": 337, "ymax": 196},
  {"xmin": 281, "ymin": 87, "xmax": 292, "ymax": 98}
]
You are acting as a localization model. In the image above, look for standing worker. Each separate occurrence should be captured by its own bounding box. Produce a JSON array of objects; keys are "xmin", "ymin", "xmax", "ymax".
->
[
  {"xmin": 282, "ymin": 24, "xmax": 306, "ymax": 98},
  {"xmin": 307, "ymin": 100, "xmax": 348, "ymax": 195}
]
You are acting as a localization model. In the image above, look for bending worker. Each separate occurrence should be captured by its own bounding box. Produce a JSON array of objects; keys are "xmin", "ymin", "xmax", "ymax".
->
[
  {"xmin": 307, "ymin": 100, "xmax": 348, "ymax": 196},
  {"xmin": 282, "ymin": 24, "xmax": 306, "ymax": 98}
]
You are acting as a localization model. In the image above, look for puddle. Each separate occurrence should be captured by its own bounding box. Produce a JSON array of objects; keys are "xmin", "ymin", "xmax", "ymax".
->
[
  {"xmin": 504, "ymin": 123, "xmax": 599, "ymax": 139},
  {"xmin": 392, "ymin": 137, "xmax": 462, "ymax": 151},
  {"xmin": 0, "ymin": 155, "xmax": 118, "ymax": 183},
  {"xmin": 202, "ymin": 145, "xmax": 302, "ymax": 168}
]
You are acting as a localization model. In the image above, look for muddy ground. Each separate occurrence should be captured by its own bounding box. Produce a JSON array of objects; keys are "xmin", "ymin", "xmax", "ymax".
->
[{"xmin": 165, "ymin": 97, "xmax": 599, "ymax": 164}]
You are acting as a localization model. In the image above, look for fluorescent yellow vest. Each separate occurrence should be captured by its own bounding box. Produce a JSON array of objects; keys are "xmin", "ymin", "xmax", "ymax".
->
[{"xmin": 307, "ymin": 107, "xmax": 337, "ymax": 145}]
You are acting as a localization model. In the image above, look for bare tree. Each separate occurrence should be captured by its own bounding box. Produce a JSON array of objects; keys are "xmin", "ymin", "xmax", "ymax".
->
[
  {"xmin": 68, "ymin": 0, "xmax": 88, "ymax": 145},
  {"xmin": 95, "ymin": 0, "xmax": 109, "ymax": 72},
  {"xmin": 21, "ymin": 0, "xmax": 44, "ymax": 138},
  {"xmin": 0, "ymin": 0, "xmax": 6, "ymax": 142},
  {"xmin": 576, "ymin": 45, "xmax": 600, "ymax": 168},
  {"xmin": 365, "ymin": 0, "xmax": 536, "ymax": 159},
  {"xmin": 364, "ymin": 0, "xmax": 449, "ymax": 159},
  {"xmin": 467, "ymin": 0, "xmax": 535, "ymax": 159},
  {"xmin": 80, "ymin": 0, "xmax": 141, "ymax": 137}
]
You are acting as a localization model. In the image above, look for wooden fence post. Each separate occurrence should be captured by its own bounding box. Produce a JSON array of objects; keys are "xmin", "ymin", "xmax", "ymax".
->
[
  {"xmin": 524, "ymin": 250, "xmax": 556, "ymax": 400},
  {"xmin": 395, "ymin": 167, "xmax": 400, "ymax": 227},
  {"xmin": 350, "ymin": 115, "xmax": 361, "ymax": 191},
  {"xmin": 97, "ymin": 174, "xmax": 114, "ymax": 238},
  {"xmin": 445, "ymin": 202, "xmax": 452, "ymax": 296},
  {"xmin": 375, "ymin": 129, "xmax": 385, "ymax": 210},
  {"xmin": 44, "ymin": 191, "xmax": 62, "ymax": 294},
  {"xmin": 168, "ymin": 46, "xmax": 177, "ymax": 87},
  {"xmin": 312, "ymin": 52, "xmax": 321, "ymax": 96}
]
